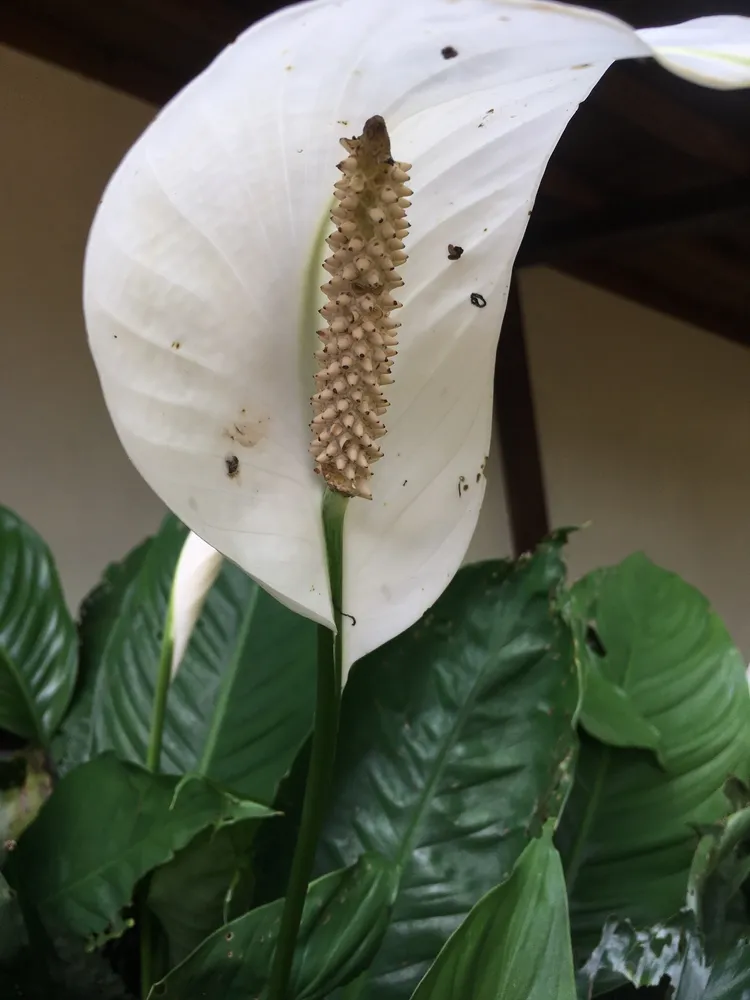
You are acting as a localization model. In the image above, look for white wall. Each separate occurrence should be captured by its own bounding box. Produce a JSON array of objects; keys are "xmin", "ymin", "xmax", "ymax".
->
[
  {"xmin": 520, "ymin": 267, "xmax": 750, "ymax": 655},
  {"xmin": 0, "ymin": 46, "xmax": 164, "ymax": 605},
  {"xmin": 1, "ymin": 46, "xmax": 747, "ymax": 657}
]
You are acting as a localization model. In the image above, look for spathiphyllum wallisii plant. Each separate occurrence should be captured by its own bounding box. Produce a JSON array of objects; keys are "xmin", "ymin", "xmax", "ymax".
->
[{"xmin": 2, "ymin": 2, "xmax": 750, "ymax": 1000}]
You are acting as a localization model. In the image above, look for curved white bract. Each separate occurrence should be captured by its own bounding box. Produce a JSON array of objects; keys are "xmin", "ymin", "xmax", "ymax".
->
[
  {"xmin": 84, "ymin": 0, "xmax": 750, "ymax": 675},
  {"xmin": 169, "ymin": 532, "xmax": 224, "ymax": 679}
]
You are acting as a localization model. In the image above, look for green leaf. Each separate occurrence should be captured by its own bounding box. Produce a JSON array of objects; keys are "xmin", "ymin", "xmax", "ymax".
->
[
  {"xmin": 52, "ymin": 538, "xmax": 152, "ymax": 776},
  {"xmin": 318, "ymin": 538, "xmax": 578, "ymax": 1000},
  {"xmin": 72, "ymin": 514, "xmax": 316, "ymax": 803},
  {"xmin": 558, "ymin": 554, "xmax": 750, "ymax": 954},
  {"xmin": 581, "ymin": 917, "xmax": 750, "ymax": 1000},
  {"xmin": 686, "ymin": 803, "xmax": 750, "ymax": 947},
  {"xmin": 5, "ymin": 752, "xmax": 273, "ymax": 940},
  {"xmin": 152, "ymin": 854, "xmax": 399, "ymax": 1000},
  {"xmin": 579, "ymin": 916, "xmax": 696, "ymax": 995},
  {"xmin": 147, "ymin": 821, "xmax": 257, "ymax": 965},
  {"xmin": 0, "ymin": 870, "xmax": 27, "ymax": 963},
  {"xmin": 0, "ymin": 505, "xmax": 77, "ymax": 743},
  {"xmin": 579, "ymin": 662, "xmax": 662, "ymax": 752},
  {"xmin": 674, "ymin": 940, "xmax": 750, "ymax": 1000},
  {"xmin": 411, "ymin": 828, "xmax": 576, "ymax": 1000}
]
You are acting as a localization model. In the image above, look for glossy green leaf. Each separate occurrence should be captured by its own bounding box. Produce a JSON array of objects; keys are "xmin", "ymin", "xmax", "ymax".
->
[
  {"xmin": 0, "ymin": 505, "xmax": 77, "ymax": 743},
  {"xmin": 318, "ymin": 538, "xmax": 578, "ymax": 1000},
  {"xmin": 147, "ymin": 821, "xmax": 257, "ymax": 965},
  {"xmin": 52, "ymin": 538, "xmax": 151, "ymax": 776},
  {"xmin": 411, "ymin": 828, "xmax": 576, "ymax": 1000},
  {"xmin": 5, "ymin": 752, "xmax": 273, "ymax": 940},
  {"xmin": 152, "ymin": 854, "xmax": 399, "ymax": 1000},
  {"xmin": 69, "ymin": 514, "xmax": 316, "ymax": 803},
  {"xmin": 558, "ymin": 554, "xmax": 750, "ymax": 954}
]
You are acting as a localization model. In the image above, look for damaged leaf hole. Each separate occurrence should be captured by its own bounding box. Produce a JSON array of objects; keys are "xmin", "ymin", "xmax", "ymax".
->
[
  {"xmin": 585, "ymin": 625, "xmax": 606, "ymax": 658},
  {"xmin": 441, "ymin": 45, "xmax": 458, "ymax": 59},
  {"xmin": 225, "ymin": 454, "xmax": 240, "ymax": 478}
]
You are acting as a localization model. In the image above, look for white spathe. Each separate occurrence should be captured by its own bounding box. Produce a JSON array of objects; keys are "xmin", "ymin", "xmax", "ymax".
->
[
  {"xmin": 169, "ymin": 531, "xmax": 223, "ymax": 679},
  {"xmin": 84, "ymin": 0, "xmax": 750, "ymax": 676}
]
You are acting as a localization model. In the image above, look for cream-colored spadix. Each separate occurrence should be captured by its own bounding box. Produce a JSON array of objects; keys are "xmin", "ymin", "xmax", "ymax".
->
[{"xmin": 84, "ymin": 0, "xmax": 750, "ymax": 678}]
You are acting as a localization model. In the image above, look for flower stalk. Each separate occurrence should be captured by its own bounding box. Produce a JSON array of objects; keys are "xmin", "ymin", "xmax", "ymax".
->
[{"xmin": 267, "ymin": 488, "xmax": 348, "ymax": 1000}]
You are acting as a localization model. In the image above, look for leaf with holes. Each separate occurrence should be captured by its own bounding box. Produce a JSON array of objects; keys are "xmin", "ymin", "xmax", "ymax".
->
[
  {"xmin": 0, "ymin": 506, "xmax": 77, "ymax": 743},
  {"xmin": 147, "ymin": 822, "xmax": 257, "ymax": 966},
  {"xmin": 557, "ymin": 554, "xmax": 750, "ymax": 957},
  {"xmin": 5, "ymin": 753, "xmax": 274, "ymax": 940},
  {"xmin": 151, "ymin": 854, "xmax": 398, "ymax": 1000},
  {"xmin": 411, "ymin": 827, "xmax": 576, "ymax": 1000},
  {"xmin": 317, "ymin": 537, "xmax": 577, "ymax": 1000}
]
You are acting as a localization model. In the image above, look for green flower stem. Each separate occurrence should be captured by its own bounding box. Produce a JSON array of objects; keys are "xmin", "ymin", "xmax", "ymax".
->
[
  {"xmin": 268, "ymin": 489, "xmax": 348, "ymax": 1000},
  {"xmin": 146, "ymin": 603, "xmax": 174, "ymax": 773},
  {"xmin": 141, "ymin": 601, "xmax": 175, "ymax": 998}
]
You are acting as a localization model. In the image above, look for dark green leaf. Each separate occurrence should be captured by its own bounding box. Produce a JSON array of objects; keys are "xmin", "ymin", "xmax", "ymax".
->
[
  {"xmin": 687, "ymin": 805, "xmax": 750, "ymax": 947},
  {"xmin": 318, "ymin": 539, "xmax": 578, "ymax": 1000},
  {"xmin": 0, "ymin": 506, "xmax": 77, "ymax": 743},
  {"xmin": 411, "ymin": 828, "xmax": 576, "ymax": 1000},
  {"xmin": 5, "ymin": 753, "xmax": 273, "ymax": 940},
  {"xmin": 147, "ymin": 821, "xmax": 257, "ymax": 965},
  {"xmin": 52, "ymin": 538, "xmax": 152, "ymax": 776},
  {"xmin": 152, "ymin": 854, "xmax": 399, "ymax": 1000},
  {"xmin": 559, "ymin": 555, "xmax": 750, "ymax": 953},
  {"xmin": 70, "ymin": 515, "xmax": 316, "ymax": 804},
  {"xmin": 0, "ymin": 870, "xmax": 27, "ymax": 963}
]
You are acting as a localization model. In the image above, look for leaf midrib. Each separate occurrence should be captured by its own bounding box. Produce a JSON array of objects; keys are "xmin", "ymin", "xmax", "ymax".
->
[
  {"xmin": 393, "ymin": 602, "xmax": 545, "ymax": 874},
  {"xmin": 197, "ymin": 585, "xmax": 262, "ymax": 779},
  {"xmin": 563, "ymin": 743, "xmax": 610, "ymax": 895}
]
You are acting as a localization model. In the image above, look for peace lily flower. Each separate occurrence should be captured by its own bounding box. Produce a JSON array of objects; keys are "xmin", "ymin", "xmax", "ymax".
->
[
  {"xmin": 84, "ymin": 0, "xmax": 750, "ymax": 676},
  {"xmin": 169, "ymin": 531, "xmax": 224, "ymax": 679}
]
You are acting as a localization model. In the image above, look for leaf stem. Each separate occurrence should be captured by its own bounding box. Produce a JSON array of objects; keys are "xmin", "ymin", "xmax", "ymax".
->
[
  {"xmin": 146, "ymin": 604, "xmax": 174, "ymax": 773},
  {"xmin": 141, "ymin": 601, "xmax": 175, "ymax": 998},
  {"xmin": 267, "ymin": 489, "xmax": 348, "ymax": 1000}
]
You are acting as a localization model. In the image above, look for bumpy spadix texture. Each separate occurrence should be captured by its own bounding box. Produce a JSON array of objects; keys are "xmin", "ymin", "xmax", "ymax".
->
[
  {"xmin": 311, "ymin": 116, "xmax": 411, "ymax": 499},
  {"xmin": 84, "ymin": 0, "xmax": 750, "ymax": 676}
]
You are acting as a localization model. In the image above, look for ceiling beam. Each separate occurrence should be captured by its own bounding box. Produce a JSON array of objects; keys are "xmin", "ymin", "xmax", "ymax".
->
[
  {"xmin": 518, "ymin": 181, "xmax": 750, "ymax": 265},
  {"xmin": 556, "ymin": 256, "xmax": 750, "ymax": 352}
]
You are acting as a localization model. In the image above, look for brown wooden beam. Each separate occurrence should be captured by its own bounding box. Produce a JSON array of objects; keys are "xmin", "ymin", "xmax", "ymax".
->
[
  {"xmin": 593, "ymin": 64, "xmax": 750, "ymax": 177},
  {"xmin": 557, "ymin": 256, "xmax": 750, "ymax": 352},
  {"xmin": 518, "ymin": 181, "xmax": 750, "ymax": 266},
  {"xmin": 494, "ymin": 278, "xmax": 550, "ymax": 556}
]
